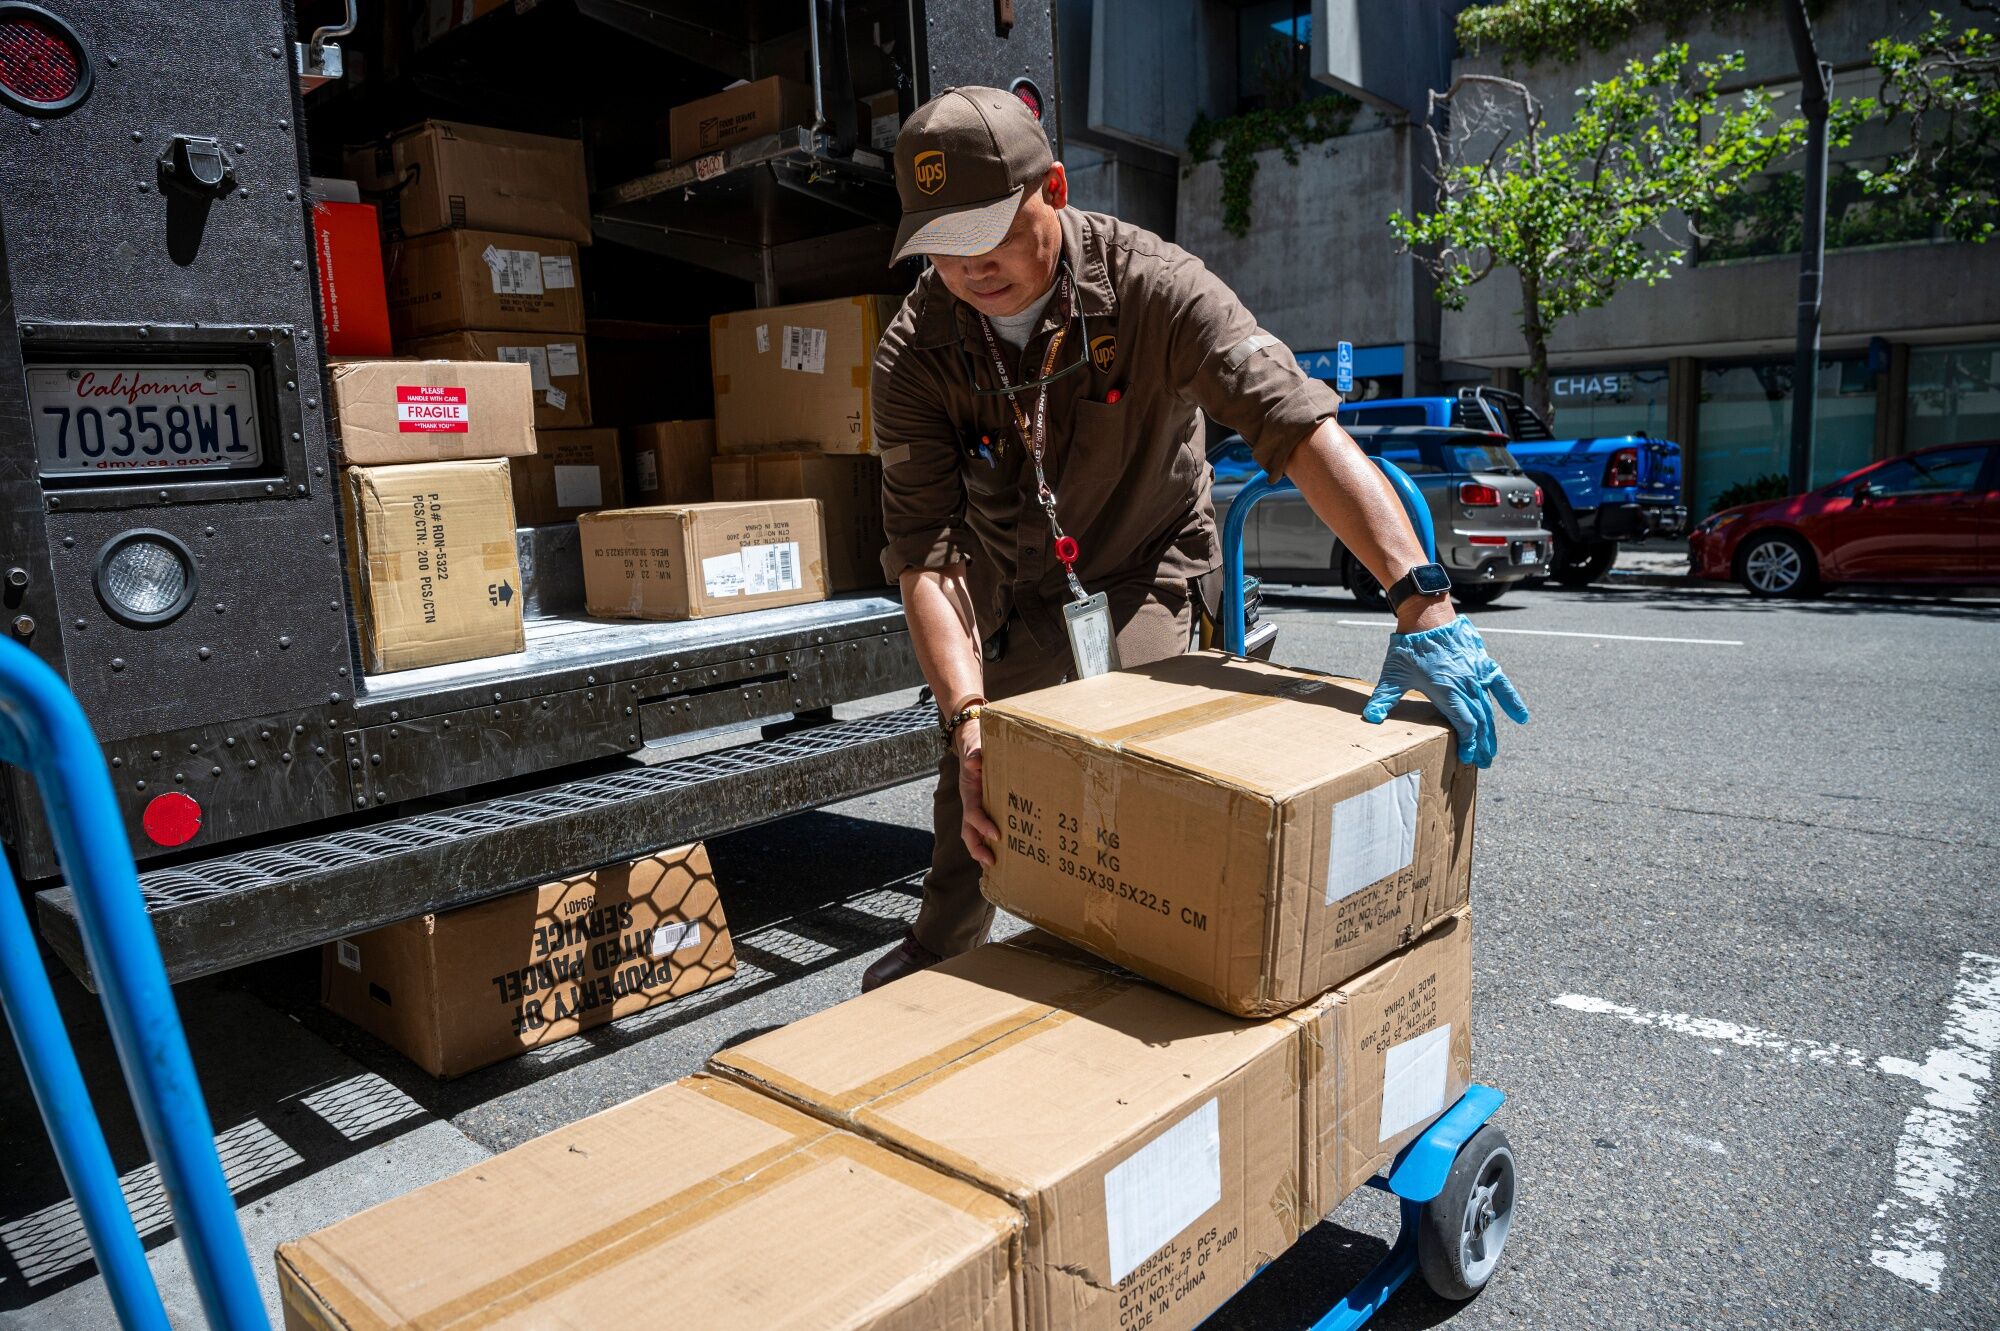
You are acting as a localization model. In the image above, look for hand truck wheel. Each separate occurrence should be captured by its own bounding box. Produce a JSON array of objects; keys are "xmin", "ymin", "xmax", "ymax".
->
[{"xmin": 1416, "ymin": 1123, "xmax": 1515, "ymax": 1300}]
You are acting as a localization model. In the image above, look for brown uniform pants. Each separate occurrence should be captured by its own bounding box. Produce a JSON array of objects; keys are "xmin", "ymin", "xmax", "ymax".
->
[{"xmin": 911, "ymin": 578, "xmax": 1202, "ymax": 958}]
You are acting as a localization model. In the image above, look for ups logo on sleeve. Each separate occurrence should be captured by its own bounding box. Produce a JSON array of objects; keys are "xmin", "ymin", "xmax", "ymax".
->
[
  {"xmin": 1089, "ymin": 334, "xmax": 1118, "ymax": 372},
  {"xmin": 914, "ymin": 150, "xmax": 947, "ymax": 195}
]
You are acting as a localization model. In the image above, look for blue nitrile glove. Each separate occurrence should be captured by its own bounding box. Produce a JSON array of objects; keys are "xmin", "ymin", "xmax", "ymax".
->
[{"xmin": 1364, "ymin": 616, "xmax": 1528, "ymax": 769}]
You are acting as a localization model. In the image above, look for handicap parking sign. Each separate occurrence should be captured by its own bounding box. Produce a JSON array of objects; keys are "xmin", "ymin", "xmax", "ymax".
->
[{"xmin": 1335, "ymin": 341, "xmax": 1353, "ymax": 394}]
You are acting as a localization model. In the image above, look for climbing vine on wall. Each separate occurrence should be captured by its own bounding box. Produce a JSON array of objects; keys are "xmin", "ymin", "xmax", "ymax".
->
[
  {"xmin": 1185, "ymin": 97, "xmax": 1359, "ymax": 238},
  {"xmin": 1455, "ymin": 0, "xmax": 1812, "ymax": 67}
]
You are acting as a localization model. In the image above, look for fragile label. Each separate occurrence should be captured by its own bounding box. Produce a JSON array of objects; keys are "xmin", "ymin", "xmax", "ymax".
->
[
  {"xmin": 741, "ymin": 541, "xmax": 801, "ymax": 595},
  {"xmin": 482, "ymin": 245, "xmax": 544, "ymax": 296},
  {"xmin": 650, "ymin": 920, "xmax": 703, "ymax": 958},
  {"xmin": 1378, "ymin": 1023, "xmax": 1451, "ymax": 1141},
  {"xmin": 395, "ymin": 385, "xmax": 469, "ymax": 433},
  {"xmin": 553, "ymin": 464, "xmax": 602, "ymax": 509},
  {"xmin": 701, "ymin": 550, "xmax": 746, "ymax": 597},
  {"xmin": 539, "ymin": 254, "xmax": 575, "ymax": 289},
  {"xmin": 779, "ymin": 325, "xmax": 827, "ymax": 374},
  {"xmin": 546, "ymin": 343, "xmax": 581, "ymax": 377},
  {"xmin": 496, "ymin": 344, "xmax": 550, "ymax": 391},
  {"xmin": 1103, "ymin": 1098, "xmax": 1221, "ymax": 1285},
  {"xmin": 336, "ymin": 939, "xmax": 361, "ymax": 972},
  {"xmin": 1326, "ymin": 771, "xmax": 1420, "ymax": 904}
]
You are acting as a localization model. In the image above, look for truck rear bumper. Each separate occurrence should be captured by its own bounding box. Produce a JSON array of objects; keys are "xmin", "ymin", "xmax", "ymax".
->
[{"xmin": 1598, "ymin": 502, "xmax": 1688, "ymax": 540}]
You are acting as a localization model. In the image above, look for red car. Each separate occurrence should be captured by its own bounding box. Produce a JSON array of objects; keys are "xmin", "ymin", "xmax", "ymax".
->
[{"xmin": 1689, "ymin": 442, "xmax": 2000, "ymax": 597}]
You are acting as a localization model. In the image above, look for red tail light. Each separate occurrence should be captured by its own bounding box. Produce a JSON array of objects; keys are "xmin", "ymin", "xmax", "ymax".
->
[
  {"xmin": 1604, "ymin": 447, "xmax": 1639, "ymax": 488},
  {"xmin": 0, "ymin": 4, "xmax": 91, "ymax": 115},
  {"xmin": 1459, "ymin": 483, "xmax": 1500, "ymax": 506},
  {"xmin": 1533, "ymin": 486, "xmax": 1544, "ymax": 506}
]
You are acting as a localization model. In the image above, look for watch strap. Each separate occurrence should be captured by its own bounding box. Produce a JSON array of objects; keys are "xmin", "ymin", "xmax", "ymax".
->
[{"xmin": 1387, "ymin": 564, "xmax": 1450, "ymax": 610}]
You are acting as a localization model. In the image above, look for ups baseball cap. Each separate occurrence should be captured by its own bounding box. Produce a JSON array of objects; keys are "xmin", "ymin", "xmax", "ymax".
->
[{"xmin": 891, "ymin": 86, "xmax": 1054, "ymax": 263}]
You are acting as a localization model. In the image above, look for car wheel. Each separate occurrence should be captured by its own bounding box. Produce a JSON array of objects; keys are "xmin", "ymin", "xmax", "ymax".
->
[
  {"xmin": 1736, "ymin": 531, "xmax": 1821, "ymax": 598},
  {"xmin": 1344, "ymin": 555, "xmax": 1390, "ymax": 611},
  {"xmin": 1454, "ymin": 584, "xmax": 1507, "ymax": 608},
  {"xmin": 1549, "ymin": 535, "xmax": 1617, "ymax": 588}
]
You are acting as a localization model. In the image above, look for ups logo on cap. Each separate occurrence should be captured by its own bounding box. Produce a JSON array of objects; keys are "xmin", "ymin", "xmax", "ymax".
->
[
  {"xmin": 1089, "ymin": 335, "xmax": 1118, "ymax": 372},
  {"xmin": 914, "ymin": 150, "xmax": 947, "ymax": 195}
]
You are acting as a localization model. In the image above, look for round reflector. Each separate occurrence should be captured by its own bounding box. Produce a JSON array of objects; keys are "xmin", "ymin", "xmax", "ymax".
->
[
  {"xmin": 0, "ymin": 4, "xmax": 92, "ymax": 117},
  {"xmin": 95, "ymin": 530, "xmax": 198, "ymax": 627},
  {"xmin": 1009, "ymin": 77, "xmax": 1044, "ymax": 122},
  {"xmin": 142, "ymin": 792, "xmax": 202, "ymax": 848}
]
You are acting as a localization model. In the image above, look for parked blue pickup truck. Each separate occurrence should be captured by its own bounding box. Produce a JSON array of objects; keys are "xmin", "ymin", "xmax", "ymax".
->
[{"xmin": 1338, "ymin": 387, "xmax": 1688, "ymax": 586}]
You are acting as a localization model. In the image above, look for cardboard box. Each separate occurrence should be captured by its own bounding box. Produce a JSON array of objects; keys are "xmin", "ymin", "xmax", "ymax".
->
[
  {"xmin": 511, "ymin": 427, "xmax": 625, "ymax": 526},
  {"xmin": 865, "ymin": 90, "xmax": 902, "ymax": 151},
  {"xmin": 385, "ymin": 228, "xmax": 584, "ymax": 341},
  {"xmin": 342, "ymin": 119, "xmax": 591, "ymax": 243},
  {"xmin": 711, "ymin": 940, "xmax": 1303, "ymax": 1331},
  {"xmin": 711, "ymin": 451, "xmax": 883, "ymax": 591},
  {"xmin": 1291, "ymin": 908, "xmax": 1473, "ymax": 1210},
  {"xmin": 668, "ymin": 76, "xmax": 816, "ymax": 162},
  {"xmin": 711, "ymin": 296, "xmax": 900, "ymax": 454},
  {"xmin": 625, "ymin": 418, "xmax": 716, "ymax": 504},
  {"xmin": 979, "ymin": 651, "xmax": 1475, "ymax": 1017},
  {"xmin": 276, "ymin": 1074, "xmax": 1023, "ymax": 1329},
  {"xmin": 322, "ymin": 844, "xmax": 735, "ymax": 1077},
  {"xmin": 329, "ymin": 359, "xmax": 538, "ymax": 466},
  {"xmin": 310, "ymin": 200, "xmax": 393, "ymax": 357},
  {"xmin": 401, "ymin": 330, "xmax": 592, "ymax": 431},
  {"xmin": 580, "ymin": 499, "xmax": 827, "ymax": 621},
  {"xmin": 343, "ymin": 459, "xmax": 525, "ymax": 674}
]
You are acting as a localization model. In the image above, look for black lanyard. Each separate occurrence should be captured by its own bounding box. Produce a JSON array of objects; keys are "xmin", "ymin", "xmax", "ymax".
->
[{"xmin": 974, "ymin": 270, "xmax": 1088, "ymax": 603}]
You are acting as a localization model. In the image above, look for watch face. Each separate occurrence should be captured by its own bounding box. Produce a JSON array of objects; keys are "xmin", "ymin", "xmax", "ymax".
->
[{"xmin": 1412, "ymin": 563, "xmax": 1453, "ymax": 594}]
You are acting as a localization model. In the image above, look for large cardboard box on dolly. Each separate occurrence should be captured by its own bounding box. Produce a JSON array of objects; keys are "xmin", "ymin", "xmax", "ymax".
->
[
  {"xmin": 711, "ymin": 296, "xmax": 900, "ymax": 454},
  {"xmin": 322, "ymin": 844, "xmax": 735, "ymax": 1078},
  {"xmin": 328, "ymin": 358, "xmax": 538, "ymax": 465},
  {"xmin": 343, "ymin": 459, "xmax": 524, "ymax": 674},
  {"xmin": 668, "ymin": 76, "xmax": 817, "ymax": 162},
  {"xmin": 385, "ymin": 228, "xmax": 584, "ymax": 342},
  {"xmin": 511, "ymin": 428, "xmax": 625, "ymax": 526},
  {"xmin": 579, "ymin": 499, "xmax": 827, "ymax": 621},
  {"xmin": 275, "ymin": 1073, "xmax": 1022, "ymax": 1330},
  {"xmin": 400, "ymin": 329, "xmax": 592, "ymax": 431},
  {"xmin": 710, "ymin": 939, "xmax": 1304, "ymax": 1331},
  {"xmin": 711, "ymin": 450, "xmax": 884, "ymax": 591},
  {"xmin": 978, "ymin": 651, "xmax": 1475, "ymax": 1018},
  {"xmin": 1291, "ymin": 907, "xmax": 1473, "ymax": 1210},
  {"xmin": 342, "ymin": 119, "xmax": 591, "ymax": 244},
  {"xmin": 625, "ymin": 418, "xmax": 716, "ymax": 503}
]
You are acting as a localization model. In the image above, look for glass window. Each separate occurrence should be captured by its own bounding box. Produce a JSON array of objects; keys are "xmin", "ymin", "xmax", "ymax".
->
[
  {"xmin": 1861, "ymin": 447, "xmax": 1989, "ymax": 497},
  {"xmin": 1377, "ymin": 445, "xmax": 1442, "ymax": 475},
  {"xmin": 1695, "ymin": 357, "xmax": 1877, "ymax": 515},
  {"xmin": 1906, "ymin": 343, "xmax": 2000, "ymax": 449},
  {"xmin": 1445, "ymin": 444, "xmax": 1521, "ymax": 473},
  {"xmin": 1339, "ymin": 404, "xmax": 1431, "ymax": 427},
  {"xmin": 1546, "ymin": 366, "xmax": 1670, "ymax": 440},
  {"xmin": 1235, "ymin": 1, "xmax": 1324, "ymax": 112}
]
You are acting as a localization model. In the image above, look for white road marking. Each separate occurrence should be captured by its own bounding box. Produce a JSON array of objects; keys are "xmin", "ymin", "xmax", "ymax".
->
[
  {"xmin": 1336, "ymin": 619, "xmax": 1743, "ymax": 646},
  {"xmin": 1554, "ymin": 953, "xmax": 2000, "ymax": 1295}
]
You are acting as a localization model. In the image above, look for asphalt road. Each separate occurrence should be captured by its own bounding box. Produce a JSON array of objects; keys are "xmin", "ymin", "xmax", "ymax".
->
[{"xmin": 4, "ymin": 574, "xmax": 1996, "ymax": 1330}]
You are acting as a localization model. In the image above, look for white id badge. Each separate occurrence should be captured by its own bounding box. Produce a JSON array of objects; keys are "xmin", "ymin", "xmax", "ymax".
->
[{"xmin": 1063, "ymin": 592, "xmax": 1120, "ymax": 678}]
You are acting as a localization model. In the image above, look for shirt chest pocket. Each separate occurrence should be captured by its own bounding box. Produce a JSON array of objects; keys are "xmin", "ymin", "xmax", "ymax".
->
[{"xmin": 959, "ymin": 418, "xmax": 1026, "ymax": 498}]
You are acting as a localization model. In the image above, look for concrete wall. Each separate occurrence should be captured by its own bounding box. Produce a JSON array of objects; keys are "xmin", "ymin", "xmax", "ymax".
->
[{"xmin": 1064, "ymin": 142, "xmax": 1181, "ymax": 242}]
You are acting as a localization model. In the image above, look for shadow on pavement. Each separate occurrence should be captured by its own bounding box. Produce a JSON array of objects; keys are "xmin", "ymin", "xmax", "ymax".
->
[{"xmin": 1207, "ymin": 1216, "xmax": 1467, "ymax": 1330}]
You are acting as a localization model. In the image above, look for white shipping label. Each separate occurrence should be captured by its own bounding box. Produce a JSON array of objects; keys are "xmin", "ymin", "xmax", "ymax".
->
[
  {"xmin": 702, "ymin": 551, "xmax": 746, "ymax": 597},
  {"xmin": 544, "ymin": 386, "xmax": 568, "ymax": 412},
  {"xmin": 780, "ymin": 325, "xmax": 828, "ymax": 374},
  {"xmin": 1103, "ymin": 1099, "xmax": 1221, "ymax": 1286},
  {"xmin": 636, "ymin": 452, "xmax": 660, "ymax": 493},
  {"xmin": 539, "ymin": 254, "xmax": 576, "ymax": 289},
  {"xmin": 552, "ymin": 464, "xmax": 602, "ymax": 509},
  {"xmin": 336, "ymin": 939, "xmax": 361, "ymax": 972},
  {"xmin": 869, "ymin": 113, "xmax": 900, "ymax": 150},
  {"xmin": 545, "ymin": 343, "xmax": 581, "ymax": 378},
  {"xmin": 482, "ymin": 245, "xmax": 545, "ymax": 296},
  {"xmin": 496, "ymin": 344, "xmax": 551, "ymax": 391},
  {"xmin": 1378, "ymin": 1024, "xmax": 1452, "ymax": 1141},
  {"xmin": 755, "ymin": 324, "xmax": 770, "ymax": 354},
  {"xmin": 1325, "ymin": 770, "xmax": 1421, "ymax": 904},
  {"xmin": 650, "ymin": 921, "xmax": 704, "ymax": 958},
  {"xmin": 740, "ymin": 541, "xmax": 802, "ymax": 595}
]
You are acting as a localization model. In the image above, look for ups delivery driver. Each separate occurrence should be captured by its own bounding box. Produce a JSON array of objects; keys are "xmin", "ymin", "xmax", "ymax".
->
[{"xmin": 862, "ymin": 88, "xmax": 1529, "ymax": 991}]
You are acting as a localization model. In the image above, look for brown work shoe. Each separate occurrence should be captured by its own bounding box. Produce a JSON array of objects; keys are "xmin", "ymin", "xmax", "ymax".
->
[{"xmin": 861, "ymin": 930, "xmax": 944, "ymax": 993}]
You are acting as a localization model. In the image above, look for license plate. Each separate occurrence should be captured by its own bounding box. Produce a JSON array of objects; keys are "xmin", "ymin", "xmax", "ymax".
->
[
  {"xmin": 28, "ymin": 363, "xmax": 263, "ymax": 477},
  {"xmin": 1517, "ymin": 543, "xmax": 1541, "ymax": 565}
]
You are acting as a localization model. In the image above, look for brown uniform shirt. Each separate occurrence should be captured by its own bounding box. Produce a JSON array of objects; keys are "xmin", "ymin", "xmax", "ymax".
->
[{"xmin": 874, "ymin": 207, "xmax": 1340, "ymax": 654}]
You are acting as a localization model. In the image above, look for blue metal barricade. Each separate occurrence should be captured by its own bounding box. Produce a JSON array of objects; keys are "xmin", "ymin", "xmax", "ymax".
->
[{"xmin": 0, "ymin": 638, "xmax": 269, "ymax": 1330}]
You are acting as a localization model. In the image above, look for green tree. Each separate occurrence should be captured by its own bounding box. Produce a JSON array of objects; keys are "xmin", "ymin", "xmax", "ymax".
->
[
  {"xmin": 1852, "ymin": 5, "xmax": 1999, "ymax": 243},
  {"xmin": 1390, "ymin": 45, "xmax": 1806, "ymax": 424}
]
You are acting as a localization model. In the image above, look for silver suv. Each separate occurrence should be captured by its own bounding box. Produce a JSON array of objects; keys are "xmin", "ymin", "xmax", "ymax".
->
[{"xmin": 1210, "ymin": 426, "xmax": 1551, "ymax": 608}]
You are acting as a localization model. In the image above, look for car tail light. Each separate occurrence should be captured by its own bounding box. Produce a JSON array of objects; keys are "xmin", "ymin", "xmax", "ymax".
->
[
  {"xmin": 1458, "ymin": 483, "xmax": 1500, "ymax": 506},
  {"xmin": 1533, "ymin": 486, "xmax": 1544, "ymax": 506},
  {"xmin": 1604, "ymin": 447, "xmax": 1639, "ymax": 488},
  {"xmin": 1468, "ymin": 535, "xmax": 1508, "ymax": 547},
  {"xmin": 0, "ymin": 4, "xmax": 91, "ymax": 116}
]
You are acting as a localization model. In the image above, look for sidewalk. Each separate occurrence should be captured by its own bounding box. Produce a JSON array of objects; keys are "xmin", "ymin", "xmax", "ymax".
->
[{"xmin": 1603, "ymin": 540, "xmax": 1691, "ymax": 588}]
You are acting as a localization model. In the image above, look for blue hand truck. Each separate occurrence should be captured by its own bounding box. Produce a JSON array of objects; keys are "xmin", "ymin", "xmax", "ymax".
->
[{"xmin": 1213, "ymin": 458, "xmax": 1518, "ymax": 1327}]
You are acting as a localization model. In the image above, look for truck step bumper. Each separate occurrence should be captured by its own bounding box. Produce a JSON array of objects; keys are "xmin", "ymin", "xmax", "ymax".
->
[{"xmin": 36, "ymin": 705, "xmax": 940, "ymax": 990}]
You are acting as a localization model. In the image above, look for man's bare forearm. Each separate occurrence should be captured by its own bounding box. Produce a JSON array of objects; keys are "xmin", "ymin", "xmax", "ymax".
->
[
  {"xmin": 1282, "ymin": 419, "xmax": 1456, "ymax": 633},
  {"xmin": 900, "ymin": 563, "xmax": 987, "ymax": 712}
]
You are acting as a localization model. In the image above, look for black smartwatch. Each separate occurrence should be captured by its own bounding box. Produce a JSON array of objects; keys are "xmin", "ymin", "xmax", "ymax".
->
[{"xmin": 1386, "ymin": 562, "xmax": 1452, "ymax": 610}]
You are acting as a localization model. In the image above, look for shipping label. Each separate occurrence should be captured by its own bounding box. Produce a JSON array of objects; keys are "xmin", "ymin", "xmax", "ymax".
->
[
  {"xmin": 701, "ymin": 550, "xmax": 746, "ymax": 598},
  {"xmin": 779, "ymin": 325, "xmax": 828, "ymax": 374},
  {"xmin": 552, "ymin": 464, "xmax": 602, "ymax": 509},
  {"xmin": 394, "ymin": 385, "xmax": 469, "ymax": 433},
  {"xmin": 545, "ymin": 342, "xmax": 581, "ymax": 377},
  {"xmin": 740, "ymin": 541, "xmax": 801, "ymax": 595},
  {"xmin": 482, "ymin": 244, "xmax": 545, "ymax": 296},
  {"xmin": 496, "ymin": 344, "xmax": 551, "ymax": 391},
  {"xmin": 1104, "ymin": 1099, "xmax": 1222, "ymax": 1284},
  {"xmin": 545, "ymin": 386, "xmax": 568, "ymax": 412},
  {"xmin": 1378, "ymin": 1022, "xmax": 1451, "ymax": 1141},
  {"xmin": 539, "ymin": 254, "xmax": 575, "ymax": 289},
  {"xmin": 650, "ymin": 920, "xmax": 703, "ymax": 957},
  {"xmin": 1326, "ymin": 771, "xmax": 1420, "ymax": 904}
]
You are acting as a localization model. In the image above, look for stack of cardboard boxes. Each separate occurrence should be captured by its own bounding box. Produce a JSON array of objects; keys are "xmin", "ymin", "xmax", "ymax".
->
[{"xmin": 281, "ymin": 655, "xmax": 1479, "ymax": 1331}]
